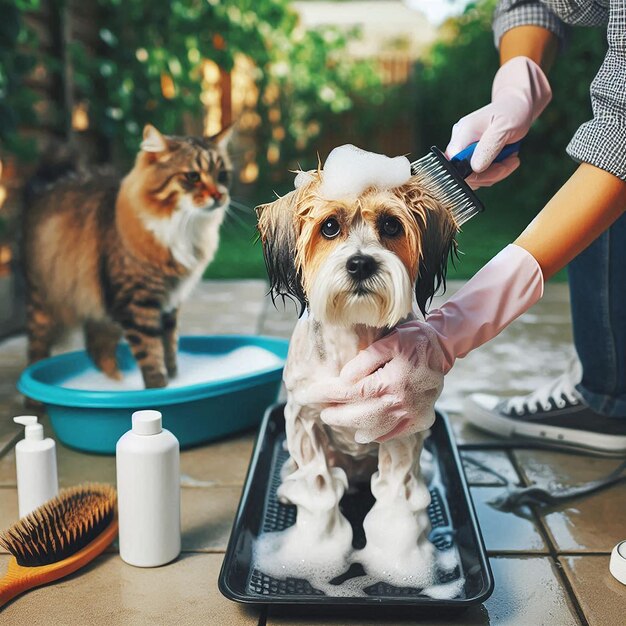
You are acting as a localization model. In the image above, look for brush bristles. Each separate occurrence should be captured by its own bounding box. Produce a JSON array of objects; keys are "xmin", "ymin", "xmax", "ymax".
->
[
  {"xmin": 0, "ymin": 483, "xmax": 116, "ymax": 567},
  {"xmin": 410, "ymin": 150, "xmax": 483, "ymax": 227}
]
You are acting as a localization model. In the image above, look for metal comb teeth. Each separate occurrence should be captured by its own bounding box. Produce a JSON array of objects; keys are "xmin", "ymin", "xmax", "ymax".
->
[{"xmin": 411, "ymin": 147, "xmax": 484, "ymax": 227}]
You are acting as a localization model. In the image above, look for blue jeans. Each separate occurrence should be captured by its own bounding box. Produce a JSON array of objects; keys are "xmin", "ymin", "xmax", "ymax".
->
[{"xmin": 569, "ymin": 211, "xmax": 626, "ymax": 417}]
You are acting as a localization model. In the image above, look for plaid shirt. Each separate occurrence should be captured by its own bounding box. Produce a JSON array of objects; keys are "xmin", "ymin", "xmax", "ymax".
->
[{"xmin": 494, "ymin": 1, "xmax": 626, "ymax": 180}]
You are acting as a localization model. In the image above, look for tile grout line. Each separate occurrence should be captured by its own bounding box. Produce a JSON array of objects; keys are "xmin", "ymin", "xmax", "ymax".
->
[
  {"xmin": 0, "ymin": 431, "xmax": 21, "ymax": 460},
  {"xmin": 0, "ymin": 482, "xmax": 248, "ymax": 489},
  {"xmin": 505, "ymin": 448, "xmax": 560, "ymax": 553},
  {"xmin": 486, "ymin": 550, "xmax": 549, "ymax": 556},
  {"xmin": 506, "ymin": 448, "xmax": 590, "ymax": 626},
  {"xmin": 506, "ymin": 447, "xmax": 559, "ymax": 551},
  {"xmin": 466, "ymin": 447, "xmax": 555, "ymax": 557},
  {"xmin": 485, "ymin": 549, "xmax": 612, "ymax": 557},
  {"xmin": 449, "ymin": 445, "xmax": 593, "ymax": 623},
  {"xmin": 554, "ymin": 557, "xmax": 590, "ymax": 626},
  {"xmin": 553, "ymin": 551, "xmax": 613, "ymax": 556},
  {"xmin": 503, "ymin": 447, "xmax": 528, "ymax": 487}
]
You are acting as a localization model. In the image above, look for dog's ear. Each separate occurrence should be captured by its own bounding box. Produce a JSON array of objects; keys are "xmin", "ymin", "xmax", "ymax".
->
[
  {"xmin": 396, "ymin": 176, "xmax": 459, "ymax": 316},
  {"xmin": 256, "ymin": 191, "xmax": 307, "ymax": 314},
  {"xmin": 415, "ymin": 202, "xmax": 458, "ymax": 315}
]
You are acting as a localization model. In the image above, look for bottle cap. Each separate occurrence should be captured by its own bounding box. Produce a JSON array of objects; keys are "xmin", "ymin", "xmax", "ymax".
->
[
  {"xmin": 132, "ymin": 410, "xmax": 163, "ymax": 436},
  {"xmin": 610, "ymin": 541, "xmax": 626, "ymax": 585},
  {"xmin": 13, "ymin": 415, "xmax": 44, "ymax": 441}
]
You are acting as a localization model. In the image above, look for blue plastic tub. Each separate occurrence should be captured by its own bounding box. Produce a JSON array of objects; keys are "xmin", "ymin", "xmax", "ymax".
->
[{"xmin": 17, "ymin": 335, "xmax": 289, "ymax": 455}]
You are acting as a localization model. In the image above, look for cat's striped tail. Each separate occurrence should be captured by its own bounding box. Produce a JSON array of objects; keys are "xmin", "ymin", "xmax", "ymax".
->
[{"xmin": 23, "ymin": 141, "xmax": 78, "ymax": 204}]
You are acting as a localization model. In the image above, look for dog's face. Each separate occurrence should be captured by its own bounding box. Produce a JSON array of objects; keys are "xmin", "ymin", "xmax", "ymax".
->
[{"xmin": 257, "ymin": 171, "xmax": 458, "ymax": 327}]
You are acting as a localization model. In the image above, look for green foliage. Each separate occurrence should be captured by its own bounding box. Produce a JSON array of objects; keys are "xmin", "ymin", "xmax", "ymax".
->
[
  {"xmin": 0, "ymin": 0, "xmax": 41, "ymax": 158},
  {"xmin": 2, "ymin": 0, "xmax": 383, "ymax": 176},
  {"xmin": 3, "ymin": 0, "xmax": 609, "ymax": 283},
  {"xmin": 417, "ymin": 0, "xmax": 606, "ymax": 223},
  {"xmin": 416, "ymin": 0, "xmax": 606, "ymax": 280},
  {"xmin": 204, "ymin": 213, "xmax": 265, "ymax": 280},
  {"xmin": 255, "ymin": 25, "xmax": 385, "ymax": 178},
  {"xmin": 67, "ymin": 0, "xmax": 383, "ymax": 173}
]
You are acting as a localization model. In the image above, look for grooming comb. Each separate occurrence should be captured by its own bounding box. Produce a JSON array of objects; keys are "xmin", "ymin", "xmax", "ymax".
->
[
  {"xmin": 0, "ymin": 483, "xmax": 117, "ymax": 607},
  {"xmin": 411, "ymin": 141, "xmax": 521, "ymax": 226}
]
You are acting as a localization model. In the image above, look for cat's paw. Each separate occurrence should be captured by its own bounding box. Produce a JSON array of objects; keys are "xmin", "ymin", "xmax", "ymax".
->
[
  {"xmin": 143, "ymin": 370, "xmax": 168, "ymax": 389},
  {"xmin": 100, "ymin": 357, "xmax": 122, "ymax": 381},
  {"xmin": 166, "ymin": 362, "xmax": 178, "ymax": 378}
]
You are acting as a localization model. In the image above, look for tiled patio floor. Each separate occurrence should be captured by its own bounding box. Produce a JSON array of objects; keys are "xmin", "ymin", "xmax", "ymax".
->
[{"xmin": 0, "ymin": 280, "xmax": 624, "ymax": 625}]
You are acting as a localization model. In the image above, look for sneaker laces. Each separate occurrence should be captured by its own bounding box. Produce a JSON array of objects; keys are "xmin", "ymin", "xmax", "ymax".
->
[{"xmin": 504, "ymin": 358, "xmax": 583, "ymax": 416}]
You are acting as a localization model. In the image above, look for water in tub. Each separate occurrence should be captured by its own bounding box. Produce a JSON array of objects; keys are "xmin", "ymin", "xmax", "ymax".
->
[{"xmin": 61, "ymin": 346, "xmax": 283, "ymax": 391}]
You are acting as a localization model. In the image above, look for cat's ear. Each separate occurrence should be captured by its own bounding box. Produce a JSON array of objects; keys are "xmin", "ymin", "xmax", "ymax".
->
[
  {"xmin": 208, "ymin": 124, "xmax": 234, "ymax": 150},
  {"xmin": 141, "ymin": 125, "xmax": 168, "ymax": 153}
]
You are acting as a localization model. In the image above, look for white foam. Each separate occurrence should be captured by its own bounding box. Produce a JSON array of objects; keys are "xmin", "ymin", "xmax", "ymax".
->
[
  {"xmin": 253, "ymin": 320, "xmax": 455, "ymax": 599},
  {"xmin": 317, "ymin": 144, "xmax": 411, "ymax": 201},
  {"xmin": 294, "ymin": 171, "xmax": 314, "ymax": 189},
  {"xmin": 252, "ymin": 437, "xmax": 466, "ymax": 600},
  {"xmin": 60, "ymin": 346, "xmax": 283, "ymax": 391},
  {"xmin": 356, "ymin": 501, "xmax": 435, "ymax": 588},
  {"xmin": 253, "ymin": 533, "xmax": 464, "ymax": 599},
  {"xmin": 254, "ymin": 524, "xmax": 352, "ymax": 587}
]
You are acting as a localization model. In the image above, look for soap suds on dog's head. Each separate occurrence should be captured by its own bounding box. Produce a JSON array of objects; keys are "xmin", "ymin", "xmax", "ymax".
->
[{"xmin": 297, "ymin": 145, "xmax": 411, "ymax": 200}]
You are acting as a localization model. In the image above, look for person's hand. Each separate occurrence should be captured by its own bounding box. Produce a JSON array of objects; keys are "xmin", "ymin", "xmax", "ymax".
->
[
  {"xmin": 304, "ymin": 322, "xmax": 445, "ymax": 444},
  {"xmin": 303, "ymin": 244, "xmax": 544, "ymax": 444},
  {"xmin": 446, "ymin": 56, "xmax": 551, "ymax": 189}
]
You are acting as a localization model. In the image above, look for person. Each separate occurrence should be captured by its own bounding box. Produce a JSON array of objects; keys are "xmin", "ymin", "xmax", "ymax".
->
[{"xmin": 308, "ymin": 0, "xmax": 626, "ymax": 453}]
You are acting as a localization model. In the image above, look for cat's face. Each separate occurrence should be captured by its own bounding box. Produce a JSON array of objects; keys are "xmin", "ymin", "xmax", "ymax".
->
[{"xmin": 135, "ymin": 124, "xmax": 232, "ymax": 216}]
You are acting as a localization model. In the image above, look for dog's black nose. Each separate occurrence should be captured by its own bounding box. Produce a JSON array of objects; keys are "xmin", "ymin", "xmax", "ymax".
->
[{"xmin": 346, "ymin": 254, "xmax": 378, "ymax": 281}]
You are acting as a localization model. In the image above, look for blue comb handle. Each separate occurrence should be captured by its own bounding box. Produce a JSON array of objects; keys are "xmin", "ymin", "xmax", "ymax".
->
[{"xmin": 450, "ymin": 141, "xmax": 521, "ymax": 179}]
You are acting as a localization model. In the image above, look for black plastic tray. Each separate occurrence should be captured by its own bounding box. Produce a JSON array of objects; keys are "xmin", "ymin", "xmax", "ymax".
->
[{"xmin": 219, "ymin": 403, "xmax": 493, "ymax": 610}]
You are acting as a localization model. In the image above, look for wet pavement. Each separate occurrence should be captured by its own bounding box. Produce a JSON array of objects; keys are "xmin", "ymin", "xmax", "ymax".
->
[{"xmin": 0, "ymin": 279, "xmax": 624, "ymax": 625}]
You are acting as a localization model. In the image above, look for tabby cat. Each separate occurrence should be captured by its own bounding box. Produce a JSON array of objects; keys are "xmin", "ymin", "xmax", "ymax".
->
[{"xmin": 23, "ymin": 124, "xmax": 232, "ymax": 388}]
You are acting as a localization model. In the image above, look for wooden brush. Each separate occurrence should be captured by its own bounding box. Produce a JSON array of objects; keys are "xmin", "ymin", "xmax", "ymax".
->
[{"xmin": 0, "ymin": 483, "xmax": 117, "ymax": 608}]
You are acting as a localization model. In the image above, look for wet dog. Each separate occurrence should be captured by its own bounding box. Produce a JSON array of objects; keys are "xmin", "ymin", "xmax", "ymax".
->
[{"xmin": 256, "ymin": 154, "xmax": 459, "ymax": 585}]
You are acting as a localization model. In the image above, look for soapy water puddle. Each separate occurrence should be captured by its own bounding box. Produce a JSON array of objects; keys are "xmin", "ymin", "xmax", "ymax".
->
[
  {"xmin": 251, "ymin": 441, "xmax": 465, "ymax": 600},
  {"xmin": 60, "ymin": 346, "xmax": 283, "ymax": 391}
]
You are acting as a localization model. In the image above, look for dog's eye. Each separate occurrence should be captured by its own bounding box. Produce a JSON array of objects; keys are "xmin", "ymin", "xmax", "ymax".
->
[
  {"xmin": 184, "ymin": 171, "xmax": 200, "ymax": 183},
  {"xmin": 381, "ymin": 216, "xmax": 402, "ymax": 237},
  {"xmin": 321, "ymin": 217, "xmax": 341, "ymax": 239}
]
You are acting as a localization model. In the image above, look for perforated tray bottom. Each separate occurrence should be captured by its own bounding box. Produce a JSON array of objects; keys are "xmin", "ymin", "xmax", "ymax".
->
[
  {"xmin": 248, "ymin": 441, "xmax": 462, "ymax": 598},
  {"xmin": 219, "ymin": 406, "xmax": 493, "ymax": 608}
]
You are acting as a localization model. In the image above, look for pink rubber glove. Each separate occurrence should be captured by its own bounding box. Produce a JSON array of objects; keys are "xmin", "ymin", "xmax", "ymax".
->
[
  {"xmin": 446, "ymin": 56, "xmax": 551, "ymax": 189},
  {"xmin": 307, "ymin": 323, "xmax": 446, "ymax": 444},
  {"xmin": 310, "ymin": 244, "xmax": 544, "ymax": 443}
]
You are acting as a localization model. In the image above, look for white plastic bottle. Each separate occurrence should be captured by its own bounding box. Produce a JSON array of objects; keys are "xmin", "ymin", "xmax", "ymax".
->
[
  {"xmin": 13, "ymin": 415, "xmax": 58, "ymax": 518},
  {"xmin": 116, "ymin": 410, "xmax": 181, "ymax": 567}
]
